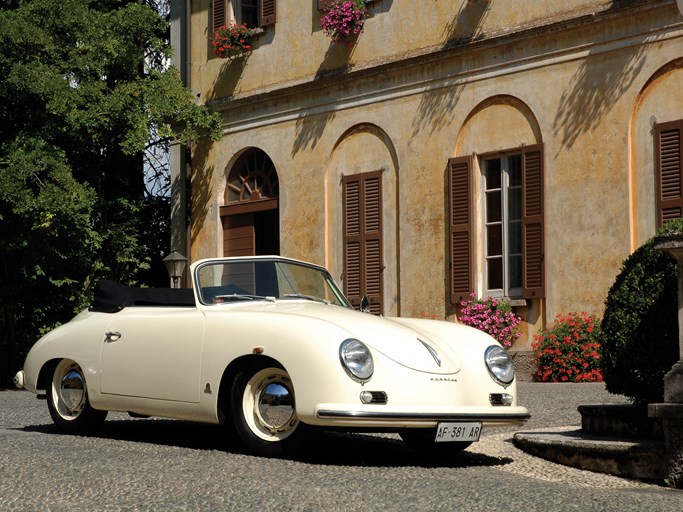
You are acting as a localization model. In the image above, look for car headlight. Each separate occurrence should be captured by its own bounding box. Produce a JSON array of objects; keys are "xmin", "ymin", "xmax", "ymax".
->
[
  {"xmin": 485, "ymin": 345, "xmax": 515, "ymax": 387},
  {"xmin": 340, "ymin": 339, "xmax": 374, "ymax": 382}
]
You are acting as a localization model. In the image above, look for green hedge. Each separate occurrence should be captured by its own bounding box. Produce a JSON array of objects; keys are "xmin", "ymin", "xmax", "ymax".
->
[{"xmin": 600, "ymin": 219, "xmax": 683, "ymax": 404}]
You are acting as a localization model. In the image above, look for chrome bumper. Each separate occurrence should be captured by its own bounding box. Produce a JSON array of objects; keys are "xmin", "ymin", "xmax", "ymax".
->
[{"xmin": 316, "ymin": 409, "xmax": 530, "ymax": 426}]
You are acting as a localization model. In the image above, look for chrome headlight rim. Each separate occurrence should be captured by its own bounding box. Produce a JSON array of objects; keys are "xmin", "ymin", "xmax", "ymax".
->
[
  {"xmin": 484, "ymin": 345, "xmax": 515, "ymax": 387},
  {"xmin": 339, "ymin": 338, "xmax": 374, "ymax": 383}
]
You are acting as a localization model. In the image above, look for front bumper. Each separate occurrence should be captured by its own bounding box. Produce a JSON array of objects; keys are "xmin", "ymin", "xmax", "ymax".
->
[{"xmin": 313, "ymin": 405, "xmax": 530, "ymax": 428}]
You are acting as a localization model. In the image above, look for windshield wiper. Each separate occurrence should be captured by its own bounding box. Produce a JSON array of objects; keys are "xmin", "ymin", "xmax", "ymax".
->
[
  {"xmin": 281, "ymin": 293, "xmax": 330, "ymax": 305},
  {"xmin": 213, "ymin": 294, "xmax": 275, "ymax": 303}
]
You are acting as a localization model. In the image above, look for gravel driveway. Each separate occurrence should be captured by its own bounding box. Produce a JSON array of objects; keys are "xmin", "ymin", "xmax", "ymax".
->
[{"xmin": 1, "ymin": 383, "xmax": 681, "ymax": 511}]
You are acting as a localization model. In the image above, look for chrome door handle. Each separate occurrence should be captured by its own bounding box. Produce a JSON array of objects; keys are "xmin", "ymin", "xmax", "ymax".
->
[{"xmin": 105, "ymin": 331, "xmax": 122, "ymax": 342}]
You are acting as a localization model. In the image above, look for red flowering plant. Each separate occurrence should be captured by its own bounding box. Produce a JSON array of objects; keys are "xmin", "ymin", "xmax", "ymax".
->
[
  {"xmin": 532, "ymin": 312, "xmax": 603, "ymax": 383},
  {"xmin": 458, "ymin": 294, "xmax": 522, "ymax": 349},
  {"xmin": 321, "ymin": 0, "xmax": 369, "ymax": 45},
  {"xmin": 210, "ymin": 23, "xmax": 256, "ymax": 59}
]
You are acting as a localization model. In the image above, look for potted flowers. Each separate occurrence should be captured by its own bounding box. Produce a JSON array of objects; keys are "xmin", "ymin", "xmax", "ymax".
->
[
  {"xmin": 320, "ymin": 0, "xmax": 369, "ymax": 45},
  {"xmin": 210, "ymin": 23, "xmax": 256, "ymax": 59}
]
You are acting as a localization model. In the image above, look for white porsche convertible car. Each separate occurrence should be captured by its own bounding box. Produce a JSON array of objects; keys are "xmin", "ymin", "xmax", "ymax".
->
[{"xmin": 14, "ymin": 256, "xmax": 529, "ymax": 457}]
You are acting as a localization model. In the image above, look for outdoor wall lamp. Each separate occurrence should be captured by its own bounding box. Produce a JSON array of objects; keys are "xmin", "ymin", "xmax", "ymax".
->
[{"xmin": 163, "ymin": 250, "xmax": 187, "ymax": 288}]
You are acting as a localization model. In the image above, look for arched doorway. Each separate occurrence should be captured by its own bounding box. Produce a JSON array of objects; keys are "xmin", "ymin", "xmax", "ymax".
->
[{"xmin": 220, "ymin": 149, "xmax": 280, "ymax": 257}]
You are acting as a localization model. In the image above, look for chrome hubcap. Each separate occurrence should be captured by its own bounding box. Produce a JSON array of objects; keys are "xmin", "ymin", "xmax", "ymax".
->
[
  {"xmin": 59, "ymin": 369, "xmax": 85, "ymax": 413},
  {"xmin": 257, "ymin": 382, "xmax": 294, "ymax": 432}
]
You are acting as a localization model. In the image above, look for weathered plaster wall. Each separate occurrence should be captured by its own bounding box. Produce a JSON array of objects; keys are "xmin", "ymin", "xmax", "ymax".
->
[
  {"xmin": 632, "ymin": 62, "xmax": 683, "ymax": 248},
  {"xmin": 185, "ymin": 1, "xmax": 683, "ymax": 352},
  {"xmin": 191, "ymin": 0, "xmax": 621, "ymax": 100}
]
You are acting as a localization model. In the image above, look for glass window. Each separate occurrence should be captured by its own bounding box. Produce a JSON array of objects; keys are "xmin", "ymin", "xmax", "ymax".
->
[
  {"xmin": 484, "ymin": 154, "xmax": 523, "ymax": 298},
  {"xmin": 234, "ymin": 0, "xmax": 259, "ymax": 27}
]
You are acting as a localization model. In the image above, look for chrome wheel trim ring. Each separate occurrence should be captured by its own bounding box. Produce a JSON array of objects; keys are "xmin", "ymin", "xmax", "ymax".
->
[
  {"xmin": 243, "ymin": 368, "xmax": 299, "ymax": 442},
  {"xmin": 52, "ymin": 361, "xmax": 86, "ymax": 420}
]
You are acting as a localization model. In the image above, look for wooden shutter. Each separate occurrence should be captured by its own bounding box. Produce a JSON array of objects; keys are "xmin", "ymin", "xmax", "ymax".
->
[
  {"xmin": 655, "ymin": 120, "xmax": 683, "ymax": 227},
  {"xmin": 521, "ymin": 144, "xmax": 545, "ymax": 299},
  {"xmin": 343, "ymin": 171, "xmax": 384, "ymax": 314},
  {"xmin": 212, "ymin": 0, "xmax": 227, "ymax": 32},
  {"xmin": 318, "ymin": 0, "xmax": 327, "ymax": 9},
  {"xmin": 260, "ymin": 0, "xmax": 276, "ymax": 26},
  {"xmin": 222, "ymin": 214, "xmax": 255, "ymax": 257},
  {"xmin": 448, "ymin": 156, "xmax": 473, "ymax": 304}
]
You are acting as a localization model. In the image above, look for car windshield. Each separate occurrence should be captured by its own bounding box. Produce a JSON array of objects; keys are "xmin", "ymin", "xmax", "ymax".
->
[{"xmin": 195, "ymin": 258, "xmax": 352, "ymax": 308}]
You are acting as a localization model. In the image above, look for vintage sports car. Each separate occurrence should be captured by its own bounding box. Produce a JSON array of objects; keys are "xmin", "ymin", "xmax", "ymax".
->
[{"xmin": 14, "ymin": 256, "xmax": 529, "ymax": 457}]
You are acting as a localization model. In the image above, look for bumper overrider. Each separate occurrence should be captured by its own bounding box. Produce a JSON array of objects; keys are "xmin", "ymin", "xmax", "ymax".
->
[{"xmin": 13, "ymin": 370, "xmax": 25, "ymax": 390}]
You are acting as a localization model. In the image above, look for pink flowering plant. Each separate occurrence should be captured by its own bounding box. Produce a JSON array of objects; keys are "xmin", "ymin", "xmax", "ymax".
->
[
  {"xmin": 458, "ymin": 294, "xmax": 522, "ymax": 349},
  {"xmin": 210, "ymin": 23, "xmax": 256, "ymax": 59},
  {"xmin": 321, "ymin": 0, "xmax": 369, "ymax": 45},
  {"xmin": 532, "ymin": 312, "xmax": 603, "ymax": 383}
]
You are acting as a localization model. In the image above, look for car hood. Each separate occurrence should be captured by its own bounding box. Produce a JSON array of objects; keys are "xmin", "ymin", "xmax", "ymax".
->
[{"xmin": 219, "ymin": 301, "xmax": 469, "ymax": 375}]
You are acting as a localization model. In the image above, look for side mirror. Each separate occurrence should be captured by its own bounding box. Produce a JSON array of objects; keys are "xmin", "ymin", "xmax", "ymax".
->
[{"xmin": 360, "ymin": 296, "xmax": 371, "ymax": 313}]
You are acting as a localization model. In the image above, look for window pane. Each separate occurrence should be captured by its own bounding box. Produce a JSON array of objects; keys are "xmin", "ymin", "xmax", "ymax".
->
[
  {"xmin": 508, "ymin": 185, "xmax": 522, "ymax": 221},
  {"xmin": 485, "ymin": 159, "xmax": 502, "ymax": 189},
  {"xmin": 509, "ymin": 255, "xmax": 522, "ymax": 289},
  {"xmin": 509, "ymin": 220, "xmax": 522, "ymax": 254},
  {"xmin": 509, "ymin": 154, "xmax": 522, "ymax": 186},
  {"xmin": 486, "ymin": 191, "xmax": 501, "ymax": 222},
  {"xmin": 487, "ymin": 223, "xmax": 502, "ymax": 255},
  {"xmin": 488, "ymin": 257, "xmax": 503, "ymax": 290},
  {"xmin": 239, "ymin": 0, "xmax": 258, "ymax": 27}
]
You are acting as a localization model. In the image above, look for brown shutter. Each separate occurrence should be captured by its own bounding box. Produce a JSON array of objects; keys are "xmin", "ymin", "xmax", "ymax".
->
[
  {"xmin": 212, "ymin": 0, "xmax": 227, "ymax": 32},
  {"xmin": 222, "ymin": 214, "xmax": 255, "ymax": 257},
  {"xmin": 363, "ymin": 172, "xmax": 383, "ymax": 315},
  {"xmin": 521, "ymin": 144, "xmax": 545, "ymax": 299},
  {"xmin": 260, "ymin": 0, "xmax": 276, "ymax": 26},
  {"xmin": 655, "ymin": 120, "xmax": 683, "ymax": 227},
  {"xmin": 448, "ymin": 156, "xmax": 473, "ymax": 304},
  {"xmin": 343, "ymin": 176, "xmax": 362, "ymax": 307},
  {"xmin": 343, "ymin": 171, "xmax": 384, "ymax": 314},
  {"xmin": 318, "ymin": 1, "xmax": 327, "ymax": 10}
]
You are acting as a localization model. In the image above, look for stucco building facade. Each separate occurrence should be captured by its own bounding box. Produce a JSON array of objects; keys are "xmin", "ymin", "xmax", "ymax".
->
[{"xmin": 170, "ymin": 0, "xmax": 683, "ymax": 362}]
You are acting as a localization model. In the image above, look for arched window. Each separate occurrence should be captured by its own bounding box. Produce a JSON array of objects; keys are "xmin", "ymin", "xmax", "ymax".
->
[{"xmin": 221, "ymin": 149, "xmax": 280, "ymax": 257}]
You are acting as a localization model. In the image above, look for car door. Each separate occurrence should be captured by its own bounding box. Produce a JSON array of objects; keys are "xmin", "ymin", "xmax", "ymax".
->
[{"xmin": 100, "ymin": 307, "xmax": 206, "ymax": 403}]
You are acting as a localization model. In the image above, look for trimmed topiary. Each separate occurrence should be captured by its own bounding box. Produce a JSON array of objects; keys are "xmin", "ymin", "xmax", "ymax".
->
[{"xmin": 600, "ymin": 218, "xmax": 683, "ymax": 404}]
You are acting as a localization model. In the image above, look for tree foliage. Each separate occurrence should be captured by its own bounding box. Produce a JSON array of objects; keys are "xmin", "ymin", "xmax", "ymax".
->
[
  {"xmin": 0, "ymin": 0, "xmax": 221, "ymax": 387},
  {"xmin": 600, "ymin": 218, "xmax": 683, "ymax": 404}
]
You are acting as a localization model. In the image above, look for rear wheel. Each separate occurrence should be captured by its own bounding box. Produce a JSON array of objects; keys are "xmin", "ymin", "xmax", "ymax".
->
[
  {"xmin": 230, "ymin": 361, "xmax": 316, "ymax": 457},
  {"xmin": 46, "ymin": 360, "xmax": 107, "ymax": 435},
  {"xmin": 400, "ymin": 428, "xmax": 472, "ymax": 454}
]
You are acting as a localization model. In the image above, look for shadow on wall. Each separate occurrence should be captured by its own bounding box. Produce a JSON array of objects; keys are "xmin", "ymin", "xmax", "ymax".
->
[
  {"xmin": 208, "ymin": 21, "xmax": 278, "ymax": 101},
  {"xmin": 552, "ymin": 0, "xmax": 648, "ymax": 154},
  {"xmin": 410, "ymin": 1, "xmax": 490, "ymax": 140},
  {"xmin": 291, "ymin": 43, "xmax": 353, "ymax": 158},
  {"xmin": 292, "ymin": 0, "xmax": 396, "ymax": 158},
  {"xmin": 552, "ymin": 39, "xmax": 645, "ymax": 154},
  {"xmin": 187, "ymin": 139, "xmax": 216, "ymax": 254},
  {"xmin": 443, "ymin": 0, "xmax": 490, "ymax": 47}
]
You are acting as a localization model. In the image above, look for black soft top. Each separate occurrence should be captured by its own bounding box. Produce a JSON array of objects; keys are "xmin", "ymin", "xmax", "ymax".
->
[{"xmin": 90, "ymin": 280, "xmax": 195, "ymax": 312}]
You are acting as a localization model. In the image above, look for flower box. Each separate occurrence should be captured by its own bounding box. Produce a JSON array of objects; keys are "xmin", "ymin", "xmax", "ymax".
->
[
  {"xmin": 320, "ymin": 0, "xmax": 370, "ymax": 45},
  {"xmin": 210, "ymin": 23, "xmax": 260, "ymax": 59}
]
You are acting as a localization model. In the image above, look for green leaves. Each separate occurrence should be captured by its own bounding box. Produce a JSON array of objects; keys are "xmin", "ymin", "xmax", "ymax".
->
[
  {"xmin": 600, "ymin": 219, "xmax": 683, "ymax": 404},
  {"xmin": 0, "ymin": 0, "xmax": 220, "ymax": 387}
]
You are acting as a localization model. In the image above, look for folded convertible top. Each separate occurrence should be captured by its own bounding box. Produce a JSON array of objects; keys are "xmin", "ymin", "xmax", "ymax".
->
[{"xmin": 90, "ymin": 280, "xmax": 195, "ymax": 312}]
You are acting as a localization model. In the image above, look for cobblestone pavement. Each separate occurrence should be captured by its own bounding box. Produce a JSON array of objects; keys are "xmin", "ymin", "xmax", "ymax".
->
[{"xmin": 1, "ymin": 383, "xmax": 682, "ymax": 511}]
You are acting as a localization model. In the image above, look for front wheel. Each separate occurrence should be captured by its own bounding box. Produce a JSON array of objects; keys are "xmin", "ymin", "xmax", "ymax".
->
[
  {"xmin": 400, "ymin": 428, "xmax": 472, "ymax": 454},
  {"xmin": 230, "ymin": 362, "xmax": 317, "ymax": 457},
  {"xmin": 46, "ymin": 360, "xmax": 107, "ymax": 435}
]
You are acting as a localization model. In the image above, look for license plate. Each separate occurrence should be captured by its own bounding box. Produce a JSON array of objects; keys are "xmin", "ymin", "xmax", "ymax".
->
[{"xmin": 434, "ymin": 422, "xmax": 482, "ymax": 443}]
